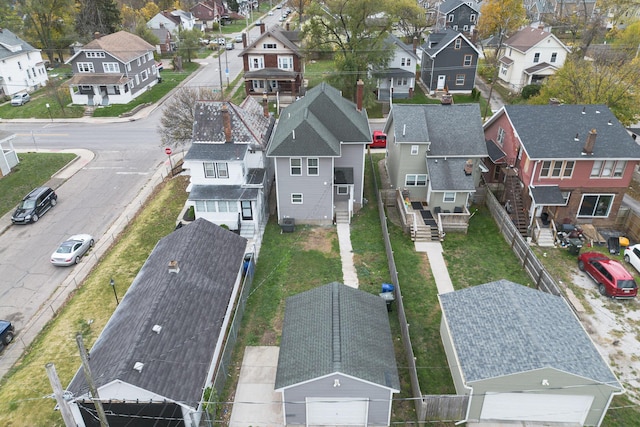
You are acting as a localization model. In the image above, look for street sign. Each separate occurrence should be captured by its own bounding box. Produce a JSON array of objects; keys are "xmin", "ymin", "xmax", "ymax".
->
[{"xmin": 165, "ymin": 147, "xmax": 172, "ymax": 155}]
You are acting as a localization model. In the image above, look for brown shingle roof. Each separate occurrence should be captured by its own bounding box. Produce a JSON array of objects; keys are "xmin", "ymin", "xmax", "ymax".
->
[
  {"xmin": 503, "ymin": 27, "xmax": 552, "ymax": 52},
  {"xmin": 81, "ymin": 31, "xmax": 155, "ymax": 63}
]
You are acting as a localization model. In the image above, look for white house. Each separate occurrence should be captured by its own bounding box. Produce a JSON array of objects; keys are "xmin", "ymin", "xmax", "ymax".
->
[
  {"xmin": 0, "ymin": 28, "xmax": 49, "ymax": 97},
  {"xmin": 498, "ymin": 26, "xmax": 570, "ymax": 91},
  {"xmin": 0, "ymin": 131, "xmax": 18, "ymax": 177},
  {"xmin": 147, "ymin": 10, "xmax": 196, "ymax": 33},
  {"xmin": 374, "ymin": 34, "xmax": 418, "ymax": 101}
]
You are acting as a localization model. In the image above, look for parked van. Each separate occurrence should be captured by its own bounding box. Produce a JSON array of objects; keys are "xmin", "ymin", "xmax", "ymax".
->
[{"xmin": 11, "ymin": 186, "xmax": 58, "ymax": 224}]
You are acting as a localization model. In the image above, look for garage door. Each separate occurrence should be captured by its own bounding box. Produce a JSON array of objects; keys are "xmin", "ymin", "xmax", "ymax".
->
[
  {"xmin": 480, "ymin": 393, "xmax": 594, "ymax": 424},
  {"xmin": 306, "ymin": 397, "xmax": 368, "ymax": 426}
]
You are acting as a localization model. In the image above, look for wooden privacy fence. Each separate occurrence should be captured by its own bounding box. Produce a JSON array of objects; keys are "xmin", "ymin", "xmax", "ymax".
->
[{"xmin": 422, "ymin": 395, "xmax": 469, "ymax": 422}]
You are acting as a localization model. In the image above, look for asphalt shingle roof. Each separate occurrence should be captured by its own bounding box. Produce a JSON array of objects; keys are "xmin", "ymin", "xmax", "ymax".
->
[
  {"xmin": 503, "ymin": 27, "xmax": 560, "ymax": 53},
  {"xmin": 67, "ymin": 219, "xmax": 247, "ymax": 408},
  {"xmin": 188, "ymin": 184, "xmax": 259, "ymax": 200},
  {"xmin": 267, "ymin": 83, "xmax": 370, "ymax": 157},
  {"xmin": 439, "ymin": 280, "xmax": 621, "ymax": 388},
  {"xmin": 78, "ymin": 31, "xmax": 155, "ymax": 63},
  {"xmin": 427, "ymin": 158, "xmax": 475, "ymax": 191},
  {"xmin": 275, "ymin": 282, "xmax": 400, "ymax": 391},
  {"xmin": 0, "ymin": 29, "xmax": 39, "ymax": 61},
  {"xmin": 501, "ymin": 104, "xmax": 640, "ymax": 159},
  {"xmin": 389, "ymin": 104, "xmax": 487, "ymax": 157}
]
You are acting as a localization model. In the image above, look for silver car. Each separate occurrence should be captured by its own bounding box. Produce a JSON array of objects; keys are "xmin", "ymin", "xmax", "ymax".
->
[{"xmin": 51, "ymin": 234, "xmax": 95, "ymax": 266}]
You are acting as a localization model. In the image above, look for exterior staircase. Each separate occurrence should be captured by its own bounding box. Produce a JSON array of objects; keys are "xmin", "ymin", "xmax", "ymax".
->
[
  {"xmin": 335, "ymin": 210, "xmax": 350, "ymax": 224},
  {"xmin": 536, "ymin": 226, "xmax": 556, "ymax": 247},
  {"xmin": 240, "ymin": 222, "xmax": 255, "ymax": 239},
  {"xmin": 504, "ymin": 174, "xmax": 529, "ymax": 237},
  {"xmin": 412, "ymin": 222, "xmax": 440, "ymax": 242}
]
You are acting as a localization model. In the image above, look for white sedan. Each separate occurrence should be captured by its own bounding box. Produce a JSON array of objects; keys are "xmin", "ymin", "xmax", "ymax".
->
[
  {"xmin": 51, "ymin": 234, "xmax": 95, "ymax": 266},
  {"xmin": 624, "ymin": 244, "xmax": 640, "ymax": 274}
]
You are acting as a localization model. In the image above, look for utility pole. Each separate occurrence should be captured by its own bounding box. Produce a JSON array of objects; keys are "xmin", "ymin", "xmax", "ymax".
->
[
  {"xmin": 76, "ymin": 334, "xmax": 110, "ymax": 427},
  {"xmin": 45, "ymin": 363, "xmax": 76, "ymax": 427}
]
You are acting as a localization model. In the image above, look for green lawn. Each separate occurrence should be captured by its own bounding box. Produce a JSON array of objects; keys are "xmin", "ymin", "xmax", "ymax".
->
[{"xmin": 0, "ymin": 153, "xmax": 77, "ymax": 216}]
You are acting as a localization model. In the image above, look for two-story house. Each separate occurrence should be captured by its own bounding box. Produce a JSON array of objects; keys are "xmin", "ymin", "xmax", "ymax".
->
[
  {"xmin": 65, "ymin": 31, "xmax": 158, "ymax": 106},
  {"xmin": 190, "ymin": 1, "xmax": 226, "ymax": 28},
  {"xmin": 267, "ymin": 82, "xmax": 370, "ymax": 226},
  {"xmin": 147, "ymin": 10, "xmax": 196, "ymax": 33},
  {"xmin": 0, "ymin": 28, "xmax": 49, "ymax": 97},
  {"xmin": 483, "ymin": 104, "xmax": 640, "ymax": 231},
  {"xmin": 183, "ymin": 96, "xmax": 275, "ymax": 240},
  {"xmin": 524, "ymin": 0, "xmax": 597, "ymax": 23},
  {"xmin": 374, "ymin": 34, "xmax": 418, "ymax": 101},
  {"xmin": 436, "ymin": 0, "xmax": 480, "ymax": 34},
  {"xmin": 239, "ymin": 25, "xmax": 303, "ymax": 99},
  {"xmin": 498, "ymin": 26, "xmax": 570, "ymax": 91},
  {"xmin": 420, "ymin": 29, "xmax": 479, "ymax": 94},
  {"xmin": 384, "ymin": 103, "xmax": 487, "ymax": 235}
]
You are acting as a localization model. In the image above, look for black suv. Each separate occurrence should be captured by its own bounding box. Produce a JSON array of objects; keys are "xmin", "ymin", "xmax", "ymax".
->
[
  {"xmin": 11, "ymin": 186, "xmax": 58, "ymax": 224},
  {"xmin": 0, "ymin": 320, "xmax": 15, "ymax": 346}
]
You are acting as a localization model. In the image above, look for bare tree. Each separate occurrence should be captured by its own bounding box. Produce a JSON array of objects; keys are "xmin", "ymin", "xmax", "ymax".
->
[{"xmin": 158, "ymin": 87, "xmax": 220, "ymax": 147}]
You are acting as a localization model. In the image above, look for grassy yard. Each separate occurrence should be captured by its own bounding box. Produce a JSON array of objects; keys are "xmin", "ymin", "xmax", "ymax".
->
[
  {"xmin": 0, "ymin": 153, "xmax": 77, "ymax": 216},
  {"xmin": 0, "ymin": 175, "xmax": 189, "ymax": 426}
]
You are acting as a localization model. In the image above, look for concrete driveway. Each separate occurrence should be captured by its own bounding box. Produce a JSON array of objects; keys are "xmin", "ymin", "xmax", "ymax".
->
[{"xmin": 229, "ymin": 346, "xmax": 283, "ymax": 427}]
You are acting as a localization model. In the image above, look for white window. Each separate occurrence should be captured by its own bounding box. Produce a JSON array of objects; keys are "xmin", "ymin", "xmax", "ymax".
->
[
  {"xmin": 443, "ymin": 192, "xmax": 456, "ymax": 202},
  {"xmin": 454, "ymin": 38, "xmax": 462, "ymax": 49},
  {"xmin": 540, "ymin": 161, "xmax": 575, "ymax": 178},
  {"xmin": 405, "ymin": 174, "xmax": 427, "ymax": 186},
  {"xmin": 290, "ymin": 158, "xmax": 302, "ymax": 175},
  {"xmin": 135, "ymin": 75, "xmax": 139, "ymax": 85},
  {"xmin": 463, "ymin": 25, "xmax": 468, "ymax": 31},
  {"xmin": 252, "ymin": 80, "xmax": 265, "ymax": 90},
  {"xmin": 263, "ymin": 43, "xmax": 277, "ymax": 49},
  {"xmin": 217, "ymin": 162, "xmax": 229, "ymax": 178},
  {"xmin": 551, "ymin": 52, "xmax": 557, "ymax": 63},
  {"xmin": 561, "ymin": 191, "xmax": 570, "ymax": 204},
  {"xmin": 291, "ymin": 193, "xmax": 303, "ymax": 204},
  {"xmin": 137, "ymin": 58, "xmax": 141, "ymax": 66},
  {"xmin": 448, "ymin": 14, "xmax": 454, "ymax": 22},
  {"xmin": 463, "ymin": 55, "xmax": 472, "ymax": 66},
  {"xmin": 86, "ymin": 52, "xmax": 105, "ymax": 58},
  {"xmin": 401, "ymin": 57, "xmax": 411, "ymax": 66},
  {"xmin": 77, "ymin": 62, "xmax": 95, "ymax": 73},
  {"xmin": 591, "ymin": 160, "xmax": 626, "ymax": 178},
  {"xmin": 278, "ymin": 55, "xmax": 293, "ymax": 69},
  {"xmin": 455, "ymin": 74, "xmax": 465, "ymax": 85},
  {"xmin": 411, "ymin": 145, "xmax": 419, "ymax": 155},
  {"xmin": 578, "ymin": 194, "xmax": 613, "ymax": 217},
  {"xmin": 533, "ymin": 52, "xmax": 540, "ymax": 63},
  {"xmin": 103, "ymin": 63, "xmax": 120, "ymax": 73},
  {"xmin": 470, "ymin": 14, "xmax": 476, "ymax": 22},
  {"xmin": 307, "ymin": 158, "xmax": 319, "ymax": 175},
  {"xmin": 141, "ymin": 70, "xmax": 148, "ymax": 81},
  {"xmin": 203, "ymin": 162, "xmax": 216, "ymax": 177},
  {"xmin": 337, "ymin": 186, "xmax": 348, "ymax": 195},
  {"xmin": 250, "ymin": 56, "xmax": 264, "ymax": 70},
  {"xmin": 203, "ymin": 162, "xmax": 228, "ymax": 178},
  {"xmin": 396, "ymin": 77, "xmax": 407, "ymax": 86},
  {"xmin": 496, "ymin": 127, "xmax": 505, "ymax": 145}
]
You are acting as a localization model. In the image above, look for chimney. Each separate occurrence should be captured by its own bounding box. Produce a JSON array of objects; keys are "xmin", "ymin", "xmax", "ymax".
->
[
  {"xmin": 464, "ymin": 159, "xmax": 473, "ymax": 176},
  {"xmin": 583, "ymin": 129, "xmax": 597, "ymax": 155},
  {"xmin": 356, "ymin": 79, "xmax": 364, "ymax": 112},
  {"xmin": 168, "ymin": 260, "xmax": 180, "ymax": 273},
  {"xmin": 259, "ymin": 22, "xmax": 266, "ymax": 34},
  {"xmin": 242, "ymin": 32, "xmax": 247, "ymax": 48},
  {"xmin": 412, "ymin": 36, "xmax": 418, "ymax": 54},
  {"xmin": 93, "ymin": 32, "xmax": 101, "ymax": 39},
  {"xmin": 222, "ymin": 104, "xmax": 232, "ymax": 143},
  {"xmin": 548, "ymin": 97, "xmax": 561, "ymax": 105},
  {"xmin": 262, "ymin": 92, "xmax": 269, "ymax": 117}
]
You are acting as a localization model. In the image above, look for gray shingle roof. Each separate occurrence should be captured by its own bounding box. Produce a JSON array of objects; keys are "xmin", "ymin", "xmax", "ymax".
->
[
  {"xmin": 67, "ymin": 219, "xmax": 247, "ymax": 407},
  {"xmin": 389, "ymin": 104, "xmax": 487, "ymax": 157},
  {"xmin": 275, "ymin": 282, "xmax": 400, "ymax": 391},
  {"xmin": 238, "ymin": 25, "xmax": 301, "ymax": 57},
  {"xmin": 439, "ymin": 0, "xmax": 479, "ymax": 13},
  {"xmin": 0, "ymin": 29, "xmax": 39, "ymax": 61},
  {"xmin": 500, "ymin": 104, "xmax": 640, "ymax": 159},
  {"xmin": 439, "ymin": 280, "xmax": 621, "ymax": 388},
  {"xmin": 427, "ymin": 158, "xmax": 475, "ymax": 191},
  {"xmin": 422, "ymin": 29, "xmax": 479, "ymax": 57},
  {"xmin": 185, "ymin": 141, "xmax": 249, "ymax": 161},
  {"xmin": 267, "ymin": 83, "xmax": 370, "ymax": 157},
  {"xmin": 188, "ymin": 184, "xmax": 259, "ymax": 200}
]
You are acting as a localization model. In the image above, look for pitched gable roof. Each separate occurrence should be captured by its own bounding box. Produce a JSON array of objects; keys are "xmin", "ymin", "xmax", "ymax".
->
[
  {"xmin": 0, "ymin": 28, "xmax": 39, "ymax": 61},
  {"xmin": 385, "ymin": 34, "xmax": 417, "ymax": 59},
  {"xmin": 439, "ymin": 280, "xmax": 621, "ymax": 389},
  {"xmin": 489, "ymin": 104, "xmax": 640, "ymax": 160},
  {"xmin": 439, "ymin": 0, "xmax": 479, "ymax": 13},
  {"xmin": 503, "ymin": 27, "xmax": 570, "ymax": 53},
  {"xmin": 267, "ymin": 83, "xmax": 370, "ymax": 157},
  {"xmin": 238, "ymin": 25, "xmax": 301, "ymax": 56},
  {"xmin": 275, "ymin": 282, "xmax": 400, "ymax": 391},
  {"xmin": 388, "ymin": 104, "xmax": 487, "ymax": 157},
  {"xmin": 71, "ymin": 31, "xmax": 154, "ymax": 63},
  {"xmin": 67, "ymin": 219, "xmax": 247, "ymax": 407},
  {"xmin": 421, "ymin": 28, "xmax": 480, "ymax": 57}
]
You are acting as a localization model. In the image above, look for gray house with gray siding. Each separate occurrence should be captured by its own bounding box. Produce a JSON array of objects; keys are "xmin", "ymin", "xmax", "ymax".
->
[
  {"xmin": 384, "ymin": 103, "xmax": 487, "ymax": 214},
  {"xmin": 420, "ymin": 29, "xmax": 479, "ymax": 94},
  {"xmin": 267, "ymin": 82, "xmax": 370, "ymax": 225},
  {"xmin": 65, "ymin": 31, "xmax": 159, "ymax": 106},
  {"xmin": 275, "ymin": 282, "xmax": 400, "ymax": 426},
  {"xmin": 439, "ymin": 280, "xmax": 622, "ymax": 426}
]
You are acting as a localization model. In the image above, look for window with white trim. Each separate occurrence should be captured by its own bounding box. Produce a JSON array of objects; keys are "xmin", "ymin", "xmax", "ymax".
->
[
  {"xmin": 137, "ymin": 58, "xmax": 141, "ymax": 66},
  {"xmin": 203, "ymin": 162, "xmax": 216, "ymax": 177},
  {"xmin": 202, "ymin": 162, "xmax": 228, "ymax": 178},
  {"xmin": 411, "ymin": 145, "xmax": 419, "ymax": 155},
  {"xmin": 448, "ymin": 14, "xmax": 454, "ymax": 22},
  {"xmin": 290, "ymin": 158, "xmax": 302, "ymax": 175},
  {"xmin": 194, "ymin": 200, "xmax": 238, "ymax": 212},
  {"xmin": 263, "ymin": 43, "xmax": 277, "ymax": 49},
  {"xmin": 396, "ymin": 77, "xmax": 407, "ymax": 86},
  {"xmin": 141, "ymin": 70, "xmax": 148, "ymax": 81},
  {"xmin": 291, "ymin": 193, "xmax": 303, "ymax": 204},
  {"xmin": 337, "ymin": 186, "xmax": 348, "ymax": 195},
  {"xmin": 307, "ymin": 158, "xmax": 319, "ymax": 175},
  {"xmin": 591, "ymin": 160, "xmax": 626, "ymax": 178},
  {"xmin": 470, "ymin": 14, "xmax": 476, "ymax": 22},
  {"xmin": 463, "ymin": 54, "xmax": 472, "ymax": 66},
  {"xmin": 455, "ymin": 74, "xmax": 465, "ymax": 85},
  {"xmin": 561, "ymin": 191, "xmax": 570, "ymax": 204},
  {"xmin": 463, "ymin": 25, "xmax": 468, "ymax": 31},
  {"xmin": 578, "ymin": 194, "xmax": 613, "ymax": 217},
  {"xmin": 217, "ymin": 162, "xmax": 229, "ymax": 178},
  {"xmin": 77, "ymin": 62, "xmax": 94, "ymax": 73},
  {"xmin": 278, "ymin": 55, "xmax": 293, "ymax": 69},
  {"xmin": 454, "ymin": 38, "xmax": 462, "ymax": 49},
  {"xmin": 86, "ymin": 52, "xmax": 105, "ymax": 58},
  {"xmin": 533, "ymin": 52, "xmax": 540, "ymax": 63},
  {"xmin": 401, "ymin": 57, "xmax": 411, "ymax": 66},
  {"xmin": 551, "ymin": 52, "xmax": 557, "ymax": 63},
  {"xmin": 103, "ymin": 62, "xmax": 120, "ymax": 73},
  {"xmin": 249, "ymin": 56, "xmax": 264, "ymax": 70},
  {"xmin": 540, "ymin": 160, "xmax": 574, "ymax": 178},
  {"xmin": 252, "ymin": 80, "xmax": 265, "ymax": 90},
  {"xmin": 405, "ymin": 174, "xmax": 427, "ymax": 186},
  {"xmin": 443, "ymin": 192, "xmax": 456, "ymax": 202},
  {"xmin": 496, "ymin": 127, "xmax": 505, "ymax": 145}
]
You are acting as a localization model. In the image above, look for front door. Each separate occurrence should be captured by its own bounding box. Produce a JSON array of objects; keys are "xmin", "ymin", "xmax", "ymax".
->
[
  {"xmin": 437, "ymin": 75, "xmax": 446, "ymax": 90},
  {"xmin": 241, "ymin": 201, "xmax": 253, "ymax": 220}
]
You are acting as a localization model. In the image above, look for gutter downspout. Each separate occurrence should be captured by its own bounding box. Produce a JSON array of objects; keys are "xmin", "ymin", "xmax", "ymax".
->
[
  {"xmin": 454, "ymin": 383, "xmax": 474, "ymax": 425},
  {"xmin": 430, "ymin": 56, "xmax": 435, "ymax": 95}
]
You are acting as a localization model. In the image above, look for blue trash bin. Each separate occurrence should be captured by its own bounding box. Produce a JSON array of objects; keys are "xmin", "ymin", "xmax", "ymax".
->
[{"xmin": 381, "ymin": 283, "xmax": 394, "ymax": 293}]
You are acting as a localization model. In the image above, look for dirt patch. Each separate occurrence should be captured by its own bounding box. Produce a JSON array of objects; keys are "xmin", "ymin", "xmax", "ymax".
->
[{"xmin": 299, "ymin": 226, "xmax": 334, "ymax": 253}]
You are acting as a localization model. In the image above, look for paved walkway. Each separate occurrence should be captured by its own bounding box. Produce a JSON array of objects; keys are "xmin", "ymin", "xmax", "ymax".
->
[
  {"xmin": 337, "ymin": 222, "xmax": 359, "ymax": 288},
  {"xmin": 415, "ymin": 241, "xmax": 455, "ymax": 294}
]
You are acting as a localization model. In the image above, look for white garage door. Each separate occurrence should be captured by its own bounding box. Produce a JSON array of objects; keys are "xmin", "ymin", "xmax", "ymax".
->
[
  {"xmin": 306, "ymin": 397, "xmax": 369, "ymax": 426},
  {"xmin": 481, "ymin": 393, "xmax": 594, "ymax": 424}
]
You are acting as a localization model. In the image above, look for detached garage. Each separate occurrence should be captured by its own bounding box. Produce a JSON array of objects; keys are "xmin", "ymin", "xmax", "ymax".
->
[
  {"xmin": 439, "ymin": 280, "xmax": 623, "ymax": 426},
  {"xmin": 275, "ymin": 282, "xmax": 400, "ymax": 426}
]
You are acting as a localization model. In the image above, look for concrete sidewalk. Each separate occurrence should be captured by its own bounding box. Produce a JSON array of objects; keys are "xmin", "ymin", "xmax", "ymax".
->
[
  {"xmin": 337, "ymin": 223, "xmax": 359, "ymax": 288},
  {"xmin": 415, "ymin": 241, "xmax": 455, "ymax": 294}
]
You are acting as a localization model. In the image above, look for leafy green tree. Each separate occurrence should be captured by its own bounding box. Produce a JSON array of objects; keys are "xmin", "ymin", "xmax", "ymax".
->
[
  {"xmin": 75, "ymin": 0, "xmax": 121, "ymax": 39},
  {"xmin": 135, "ymin": 21, "xmax": 160, "ymax": 46},
  {"xmin": 477, "ymin": 0, "xmax": 527, "ymax": 60},
  {"xmin": 16, "ymin": 0, "xmax": 76, "ymax": 62},
  {"xmin": 529, "ymin": 53, "xmax": 640, "ymax": 125},
  {"xmin": 0, "ymin": 0, "xmax": 24, "ymax": 32},
  {"xmin": 391, "ymin": 0, "xmax": 433, "ymax": 43},
  {"xmin": 303, "ymin": 0, "xmax": 395, "ymax": 103},
  {"xmin": 177, "ymin": 28, "xmax": 201, "ymax": 63},
  {"xmin": 611, "ymin": 20, "xmax": 640, "ymax": 56}
]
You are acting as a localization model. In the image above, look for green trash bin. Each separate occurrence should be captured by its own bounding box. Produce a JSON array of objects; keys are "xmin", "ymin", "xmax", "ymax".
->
[{"xmin": 567, "ymin": 238, "xmax": 583, "ymax": 255}]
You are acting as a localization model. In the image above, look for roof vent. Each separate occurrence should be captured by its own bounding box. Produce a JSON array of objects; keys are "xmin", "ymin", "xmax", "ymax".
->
[
  {"xmin": 581, "ymin": 107, "xmax": 586, "ymax": 114},
  {"xmin": 152, "ymin": 324, "xmax": 162, "ymax": 334},
  {"xmin": 574, "ymin": 133, "xmax": 579, "ymax": 141},
  {"xmin": 133, "ymin": 362, "xmax": 144, "ymax": 372},
  {"xmin": 608, "ymin": 120, "xmax": 612, "ymax": 125},
  {"xmin": 168, "ymin": 260, "xmax": 180, "ymax": 273},
  {"xmin": 402, "ymin": 124, "xmax": 406, "ymax": 136}
]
